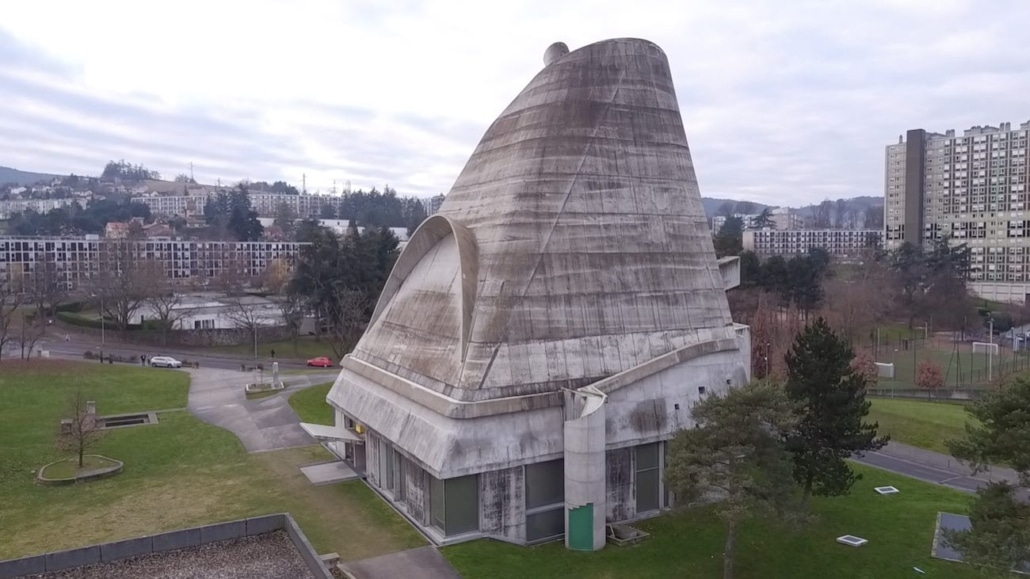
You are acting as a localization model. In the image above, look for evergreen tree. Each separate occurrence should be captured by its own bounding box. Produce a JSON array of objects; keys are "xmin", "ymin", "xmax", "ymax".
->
[
  {"xmin": 713, "ymin": 215, "xmax": 744, "ymax": 257},
  {"xmin": 666, "ymin": 382, "xmax": 797, "ymax": 579},
  {"xmin": 944, "ymin": 376, "xmax": 1030, "ymax": 573},
  {"xmin": 785, "ymin": 318, "xmax": 888, "ymax": 508}
]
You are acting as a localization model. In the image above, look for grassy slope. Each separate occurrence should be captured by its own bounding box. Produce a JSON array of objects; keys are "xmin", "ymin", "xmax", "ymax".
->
[
  {"xmin": 207, "ymin": 337, "xmax": 336, "ymax": 360},
  {"xmin": 444, "ymin": 464, "xmax": 976, "ymax": 579},
  {"xmin": 866, "ymin": 398, "xmax": 971, "ymax": 454},
  {"xmin": 0, "ymin": 361, "xmax": 423, "ymax": 560},
  {"xmin": 288, "ymin": 382, "xmax": 334, "ymax": 425}
]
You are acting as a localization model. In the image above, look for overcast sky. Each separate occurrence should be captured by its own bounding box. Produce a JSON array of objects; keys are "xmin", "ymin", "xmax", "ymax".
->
[{"xmin": 2, "ymin": 0, "xmax": 1029, "ymax": 206}]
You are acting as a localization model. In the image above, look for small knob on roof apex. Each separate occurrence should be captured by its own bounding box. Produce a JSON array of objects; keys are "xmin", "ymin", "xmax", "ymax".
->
[{"xmin": 543, "ymin": 42, "xmax": 569, "ymax": 66}]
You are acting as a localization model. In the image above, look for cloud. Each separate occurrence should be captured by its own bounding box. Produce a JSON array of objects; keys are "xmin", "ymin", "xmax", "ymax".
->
[{"xmin": 1, "ymin": 0, "xmax": 1030, "ymax": 205}]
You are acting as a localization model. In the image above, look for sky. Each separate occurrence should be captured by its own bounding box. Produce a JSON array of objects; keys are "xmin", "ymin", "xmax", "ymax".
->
[{"xmin": 1, "ymin": 0, "xmax": 1029, "ymax": 207}]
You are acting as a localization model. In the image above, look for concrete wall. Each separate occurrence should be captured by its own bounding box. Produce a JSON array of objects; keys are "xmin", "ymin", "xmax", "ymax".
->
[
  {"xmin": 56, "ymin": 317, "xmax": 293, "ymax": 347},
  {"xmin": 969, "ymin": 281, "xmax": 1030, "ymax": 306},
  {"xmin": 605, "ymin": 447, "xmax": 635, "ymax": 522},
  {"xmin": 479, "ymin": 466, "xmax": 526, "ymax": 543},
  {"xmin": 0, "ymin": 514, "xmax": 332, "ymax": 579}
]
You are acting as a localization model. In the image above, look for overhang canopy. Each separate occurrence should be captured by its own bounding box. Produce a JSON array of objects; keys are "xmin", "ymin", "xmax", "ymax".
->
[{"xmin": 300, "ymin": 422, "xmax": 364, "ymax": 444}]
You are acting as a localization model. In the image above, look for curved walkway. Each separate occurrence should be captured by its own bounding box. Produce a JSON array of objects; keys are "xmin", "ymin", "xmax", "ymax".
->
[{"xmin": 186, "ymin": 367, "xmax": 339, "ymax": 453}]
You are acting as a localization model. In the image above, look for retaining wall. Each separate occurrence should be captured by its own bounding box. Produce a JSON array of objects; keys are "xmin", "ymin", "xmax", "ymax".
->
[{"xmin": 0, "ymin": 513, "xmax": 332, "ymax": 579}]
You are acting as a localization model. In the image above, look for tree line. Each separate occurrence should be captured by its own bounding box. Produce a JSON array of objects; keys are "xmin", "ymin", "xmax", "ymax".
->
[{"xmin": 7, "ymin": 199, "xmax": 152, "ymax": 236}]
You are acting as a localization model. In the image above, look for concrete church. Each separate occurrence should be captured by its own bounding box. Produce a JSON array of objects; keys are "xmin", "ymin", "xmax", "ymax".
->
[{"xmin": 309, "ymin": 38, "xmax": 750, "ymax": 550}]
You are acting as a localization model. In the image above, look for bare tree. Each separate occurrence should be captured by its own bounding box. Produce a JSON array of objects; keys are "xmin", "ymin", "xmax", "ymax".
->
[
  {"xmin": 17, "ymin": 311, "xmax": 47, "ymax": 359},
  {"xmin": 812, "ymin": 199, "xmax": 834, "ymax": 229},
  {"xmin": 223, "ymin": 294, "xmax": 272, "ymax": 358},
  {"xmin": 326, "ymin": 288, "xmax": 371, "ymax": 359},
  {"xmin": 57, "ymin": 389, "xmax": 106, "ymax": 468},
  {"xmin": 259, "ymin": 257, "xmax": 293, "ymax": 294},
  {"xmin": 91, "ymin": 242, "xmax": 160, "ymax": 336},
  {"xmin": 277, "ymin": 293, "xmax": 306, "ymax": 355},
  {"xmin": 0, "ymin": 278, "xmax": 23, "ymax": 360},
  {"xmin": 24, "ymin": 259, "xmax": 67, "ymax": 321},
  {"xmin": 144, "ymin": 278, "xmax": 192, "ymax": 346}
]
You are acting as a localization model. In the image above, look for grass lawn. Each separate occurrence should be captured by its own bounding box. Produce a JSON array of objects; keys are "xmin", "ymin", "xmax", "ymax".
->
[
  {"xmin": 444, "ymin": 464, "xmax": 976, "ymax": 579},
  {"xmin": 206, "ymin": 337, "xmax": 337, "ymax": 360},
  {"xmin": 866, "ymin": 398, "xmax": 971, "ymax": 454},
  {"xmin": 289, "ymin": 382, "xmax": 334, "ymax": 425},
  {"xmin": 0, "ymin": 361, "xmax": 423, "ymax": 561}
]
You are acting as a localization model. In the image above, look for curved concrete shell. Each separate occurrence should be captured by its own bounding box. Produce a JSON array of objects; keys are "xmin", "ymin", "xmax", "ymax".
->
[{"xmin": 324, "ymin": 38, "xmax": 750, "ymax": 547}]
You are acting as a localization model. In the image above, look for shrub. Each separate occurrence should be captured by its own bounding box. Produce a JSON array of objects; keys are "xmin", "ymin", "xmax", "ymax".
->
[{"xmin": 850, "ymin": 351, "xmax": 879, "ymax": 388}]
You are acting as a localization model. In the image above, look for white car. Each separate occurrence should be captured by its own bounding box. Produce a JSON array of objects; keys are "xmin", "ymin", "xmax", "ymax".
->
[{"xmin": 150, "ymin": 356, "xmax": 183, "ymax": 368}]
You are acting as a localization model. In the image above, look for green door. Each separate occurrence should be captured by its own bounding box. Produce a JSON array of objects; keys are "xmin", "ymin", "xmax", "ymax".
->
[{"xmin": 567, "ymin": 504, "xmax": 594, "ymax": 551}]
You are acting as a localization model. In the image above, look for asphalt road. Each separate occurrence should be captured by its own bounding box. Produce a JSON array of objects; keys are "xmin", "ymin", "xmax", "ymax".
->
[
  {"xmin": 852, "ymin": 442, "xmax": 1025, "ymax": 497},
  {"xmin": 8, "ymin": 334, "xmax": 317, "ymax": 372}
]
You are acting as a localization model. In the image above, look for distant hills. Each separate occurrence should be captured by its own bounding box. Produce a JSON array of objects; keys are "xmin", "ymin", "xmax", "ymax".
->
[
  {"xmin": 2, "ymin": 163, "xmax": 883, "ymax": 220},
  {"xmin": 0, "ymin": 166, "xmax": 60, "ymax": 186}
]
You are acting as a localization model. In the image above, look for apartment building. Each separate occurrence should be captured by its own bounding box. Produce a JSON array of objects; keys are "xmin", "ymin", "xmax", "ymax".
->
[
  {"xmin": 134, "ymin": 191, "xmax": 344, "ymax": 219},
  {"xmin": 0, "ymin": 198, "xmax": 79, "ymax": 219},
  {"xmin": 742, "ymin": 229, "xmax": 881, "ymax": 257},
  {"xmin": 885, "ymin": 121, "xmax": 1030, "ymax": 302},
  {"xmin": 0, "ymin": 237, "xmax": 306, "ymax": 292}
]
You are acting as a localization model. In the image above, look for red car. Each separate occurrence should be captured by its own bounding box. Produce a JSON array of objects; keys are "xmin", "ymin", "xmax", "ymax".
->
[{"xmin": 306, "ymin": 356, "xmax": 334, "ymax": 368}]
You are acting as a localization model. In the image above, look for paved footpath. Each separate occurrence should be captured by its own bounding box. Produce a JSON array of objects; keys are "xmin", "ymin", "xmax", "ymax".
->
[
  {"xmin": 186, "ymin": 368, "xmax": 339, "ymax": 453},
  {"xmin": 853, "ymin": 441, "xmax": 1023, "ymax": 494}
]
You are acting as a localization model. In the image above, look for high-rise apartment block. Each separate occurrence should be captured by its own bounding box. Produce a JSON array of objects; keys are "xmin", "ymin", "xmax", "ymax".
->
[{"xmin": 885, "ymin": 122, "xmax": 1030, "ymax": 302}]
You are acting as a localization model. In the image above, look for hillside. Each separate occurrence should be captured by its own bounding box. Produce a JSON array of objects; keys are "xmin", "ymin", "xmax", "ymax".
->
[
  {"xmin": 700, "ymin": 197, "xmax": 771, "ymax": 218},
  {"xmin": 0, "ymin": 166, "xmax": 59, "ymax": 186}
]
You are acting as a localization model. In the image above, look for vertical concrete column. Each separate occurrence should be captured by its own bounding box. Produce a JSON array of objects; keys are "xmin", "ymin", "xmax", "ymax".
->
[{"xmin": 563, "ymin": 386, "xmax": 607, "ymax": 551}]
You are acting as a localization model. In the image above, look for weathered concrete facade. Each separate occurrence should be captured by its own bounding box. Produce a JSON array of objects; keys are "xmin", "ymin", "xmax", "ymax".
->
[{"xmin": 321, "ymin": 38, "xmax": 750, "ymax": 547}]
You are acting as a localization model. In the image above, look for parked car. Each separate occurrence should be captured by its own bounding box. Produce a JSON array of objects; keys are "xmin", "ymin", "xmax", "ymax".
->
[
  {"xmin": 306, "ymin": 356, "xmax": 334, "ymax": 368},
  {"xmin": 150, "ymin": 356, "xmax": 183, "ymax": 368}
]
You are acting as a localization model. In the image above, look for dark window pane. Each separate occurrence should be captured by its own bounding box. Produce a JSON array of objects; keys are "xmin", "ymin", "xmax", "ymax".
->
[
  {"xmin": 430, "ymin": 475, "xmax": 445, "ymax": 530},
  {"xmin": 636, "ymin": 467, "xmax": 660, "ymax": 512},
  {"xmin": 636, "ymin": 443, "xmax": 659, "ymax": 470},
  {"xmin": 444, "ymin": 475, "xmax": 479, "ymax": 535},
  {"xmin": 526, "ymin": 508, "xmax": 565, "ymax": 542},
  {"xmin": 526, "ymin": 460, "xmax": 564, "ymax": 509}
]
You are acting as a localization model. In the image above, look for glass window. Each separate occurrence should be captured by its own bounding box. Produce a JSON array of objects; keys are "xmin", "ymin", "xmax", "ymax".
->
[
  {"xmin": 428, "ymin": 474, "xmax": 479, "ymax": 536},
  {"xmin": 430, "ymin": 475, "xmax": 445, "ymax": 531},
  {"xmin": 526, "ymin": 460, "xmax": 564, "ymax": 509},
  {"xmin": 526, "ymin": 508, "xmax": 565, "ymax": 543},
  {"xmin": 444, "ymin": 475, "xmax": 479, "ymax": 535},
  {"xmin": 636, "ymin": 443, "xmax": 661, "ymax": 513}
]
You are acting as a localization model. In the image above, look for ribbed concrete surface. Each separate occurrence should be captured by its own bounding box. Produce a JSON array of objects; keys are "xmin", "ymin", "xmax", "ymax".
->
[{"xmin": 351, "ymin": 38, "xmax": 733, "ymax": 402}]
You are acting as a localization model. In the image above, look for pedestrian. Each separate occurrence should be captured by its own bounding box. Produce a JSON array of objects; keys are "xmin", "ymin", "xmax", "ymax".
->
[
  {"xmin": 270, "ymin": 348, "xmax": 276, "ymax": 359},
  {"xmin": 140, "ymin": 354, "xmax": 146, "ymax": 366}
]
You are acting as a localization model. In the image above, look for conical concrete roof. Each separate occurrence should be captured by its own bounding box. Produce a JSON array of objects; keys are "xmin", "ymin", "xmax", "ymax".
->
[{"xmin": 351, "ymin": 38, "xmax": 733, "ymax": 403}]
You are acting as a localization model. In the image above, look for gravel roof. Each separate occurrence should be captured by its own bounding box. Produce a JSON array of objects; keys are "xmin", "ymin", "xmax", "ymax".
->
[{"xmin": 29, "ymin": 531, "xmax": 316, "ymax": 579}]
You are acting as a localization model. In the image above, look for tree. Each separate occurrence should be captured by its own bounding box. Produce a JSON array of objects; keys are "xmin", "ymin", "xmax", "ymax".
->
[
  {"xmin": 204, "ymin": 185, "xmax": 263, "ymax": 241},
  {"xmin": 864, "ymin": 205, "xmax": 884, "ymax": 229},
  {"xmin": 752, "ymin": 207, "xmax": 773, "ymax": 229},
  {"xmin": 144, "ymin": 280, "xmax": 188, "ymax": 346},
  {"xmin": 850, "ymin": 351, "xmax": 879, "ymax": 389},
  {"xmin": 948, "ymin": 377, "xmax": 1030, "ymax": 486},
  {"xmin": 23, "ymin": 258, "xmax": 67, "ymax": 321},
  {"xmin": 943, "ymin": 482, "xmax": 1030, "ymax": 575},
  {"xmin": 223, "ymin": 294, "xmax": 269, "ymax": 358},
  {"xmin": 273, "ymin": 202, "xmax": 298, "ymax": 240},
  {"xmin": 174, "ymin": 173, "xmax": 196, "ymax": 184},
  {"xmin": 276, "ymin": 293, "xmax": 307, "ymax": 355},
  {"xmin": 91, "ymin": 243, "xmax": 159, "ymax": 336},
  {"xmin": 915, "ymin": 361, "xmax": 944, "ymax": 400},
  {"xmin": 785, "ymin": 318, "xmax": 888, "ymax": 509},
  {"xmin": 945, "ymin": 377, "xmax": 1030, "ymax": 574},
  {"xmin": 0, "ymin": 278, "xmax": 23, "ymax": 361},
  {"xmin": 57, "ymin": 389, "xmax": 106, "ymax": 468},
  {"xmin": 665, "ymin": 382, "xmax": 797, "ymax": 579},
  {"xmin": 812, "ymin": 199, "xmax": 833, "ymax": 228},
  {"xmin": 403, "ymin": 198, "xmax": 428, "ymax": 237},
  {"xmin": 738, "ymin": 251, "xmax": 762, "ymax": 289},
  {"xmin": 713, "ymin": 216, "xmax": 744, "ymax": 257}
]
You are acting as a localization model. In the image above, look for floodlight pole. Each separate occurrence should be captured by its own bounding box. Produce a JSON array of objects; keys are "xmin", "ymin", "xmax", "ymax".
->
[{"xmin": 988, "ymin": 316, "xmax": 994, "ymax": 382}]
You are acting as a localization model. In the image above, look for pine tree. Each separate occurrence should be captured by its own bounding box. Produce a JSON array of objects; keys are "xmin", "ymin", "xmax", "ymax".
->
[{"xmin": 785, "ymin": 318, "xmax": 888, "ymax": 508}]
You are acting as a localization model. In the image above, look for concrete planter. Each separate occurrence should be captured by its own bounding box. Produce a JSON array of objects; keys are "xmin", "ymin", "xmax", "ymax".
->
[{"xmin": 37, "ymin": 455, "xmax": 124, "ymax": 486}]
